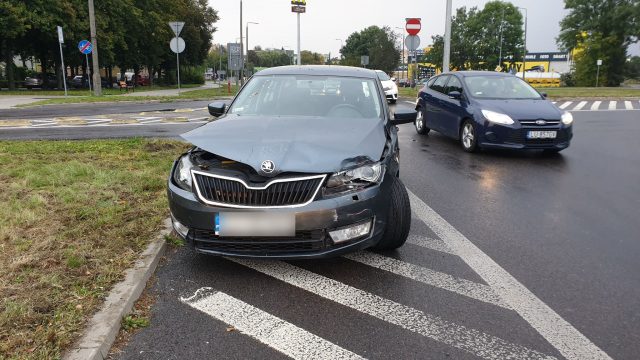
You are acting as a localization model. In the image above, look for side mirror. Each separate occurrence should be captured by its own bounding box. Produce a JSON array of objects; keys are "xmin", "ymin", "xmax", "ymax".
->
[
  {"xmin": 208, "ymin": 101, "xmax": 227, "ymax": 116},
  {"xmin": 391, "ymin": 77, "xmax": 396, "ymax": 82},
  {"xmin": 391, "ymin": 109, "xmax": 417, "ymax": 125},
  {"xmin": 540, "ymin": 92, "xmax": 548, "ymax": 98},
  {"xmin": 448, "ymin": 91, "xmax": 462, "ymax": 100}
]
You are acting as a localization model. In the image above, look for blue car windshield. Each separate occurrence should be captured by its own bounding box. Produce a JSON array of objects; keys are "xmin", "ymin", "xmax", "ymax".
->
[
  {"xmin": 463, "ymin": 75, "xmax": 542, "ymax": 100},
  {"xmin": 229, "ymin": 75, "xmax": 382, "ymax": 119}
]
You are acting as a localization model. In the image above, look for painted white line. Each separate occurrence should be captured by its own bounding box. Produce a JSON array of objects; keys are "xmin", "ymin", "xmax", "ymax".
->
[
  {"xmin": 344, "ymin": 252, "xmax": 510, "ymax": 309},
  {"xmin": 31, "ymin": 119, "xmax": 55, "ymax": 123},
  {"xmin": 31, "ymin": 122, "xmax": 58, "ymax": 127},
  {"xmin": 86, "ymin": 119, "xmax": 112, "ymax": 126},
  {"xmin": 139, "ymin": 119, "xmax": 163, "ymax": 124},
  {"xmin": 193, "ymin": 107, "xmax": 207, "ymax": 111},
  {"xmin": 624, "ymin": 101, "xmax": 633, "ymax": 110},
  {"xmin": 558, "ymin": 101, "xmax": 573, "ymax": 109},
  {"xmin": 231, "ymin": 259, "xmax": 555, "ymax": 360},
  {"xmin": 407, "ymin": 234, "xmax": 456, "ymax": 255},
  {"xmin": 608, "ymin": 101, "xmax": 617, "ymax": 110},
  {"xmin": 182, "ymin": 288, "xmax": 363, "ymax": 360},
  {"xmin": 407, "ymin": 190, "xmax": 611, "ymax": 360},
  {"xmin": 135, "ymin": 116, "xmax": 162, "ymax": 121},
  {"xmin": 573, "ymin": 101, "xmax": 588, "ymax": 111},
  {"xmin": 404, "ymin": 101, "xmax": 416, "ymax": 105},
  {"xmin": 189, "ymin": 116, "xmax": 209, "ymax": 121},
  {"xmin": 590, "ymin": 101, "xmax": 601, "ymax": 111}
]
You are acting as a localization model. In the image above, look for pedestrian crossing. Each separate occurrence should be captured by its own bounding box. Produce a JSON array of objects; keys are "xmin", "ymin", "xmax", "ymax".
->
[
  {"xmin": 552, "ymin": 100, "xmax": 640, "ymax": 111},
  {"xmin": 176, "ymin": 190, "xmax": 612, "ymax": 360}
]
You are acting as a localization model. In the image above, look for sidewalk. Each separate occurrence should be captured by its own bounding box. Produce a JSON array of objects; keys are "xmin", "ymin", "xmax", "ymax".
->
[
  {"xmin": 0, "ymin": 95, "xmax": 62, "ymax": 109},
  {"xmin": 122, "ymin": 81, "xmax": 220, "ymax": 97}
]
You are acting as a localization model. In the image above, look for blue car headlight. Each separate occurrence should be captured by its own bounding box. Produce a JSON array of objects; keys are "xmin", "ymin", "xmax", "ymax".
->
[
  {"xmin": 324, "ymin": 162, "xmax": 384, "ymax": 196},
  {"xmin": 481, "ymin": 109, "xmax": 515, "ymax": 125}
]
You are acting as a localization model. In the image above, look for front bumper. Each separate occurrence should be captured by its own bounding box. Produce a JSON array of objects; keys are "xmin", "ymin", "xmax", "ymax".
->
[
  {"xmin": 167, "ymin": 172, "xmax": 393, "ymax": 259},
  {"xmin": 479, "ymin": 123, "xmax": 573, "ymax": 150},
  {"xmin": 384, "ymin": 89, "xmax": 398, "ymax": 101}
]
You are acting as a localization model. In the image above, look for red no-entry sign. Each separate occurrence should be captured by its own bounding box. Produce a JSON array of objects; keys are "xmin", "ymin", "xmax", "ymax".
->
[{"xmin": 406, "ymin": 18, "xmax": 421, "ymax": 36}]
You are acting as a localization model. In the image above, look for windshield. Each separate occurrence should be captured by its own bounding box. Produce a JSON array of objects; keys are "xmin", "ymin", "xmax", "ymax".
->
[
  {"xmin": 376, "ymin": 71, "xmax": 391, "ymax": 81},
  {"xmin": 229, "ymin": 75, "xmax": 382, "ymax": 119},
  {"xmin": 463, "ymin": 75, "xmax": 542, "ymax": 100}
]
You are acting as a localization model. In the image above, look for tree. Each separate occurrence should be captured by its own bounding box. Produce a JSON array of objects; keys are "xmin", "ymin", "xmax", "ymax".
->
[
  {"xmin": 0, "ymin": 0, "xmax": 30, "ymax": 89},
  {"xmin": 300, "ymin": 50, "xmax": 324, "ymax": 65},
  {"xmin": 340, "ymin": 26, "xmax": 399, "ymax": 73},
  {"xmin": 558, "ymin": 0, "xmax": 640, "ymax": 86},
  {"xmin": 625, "ymin": 56, "xmax": 640, "ymax": 80}
]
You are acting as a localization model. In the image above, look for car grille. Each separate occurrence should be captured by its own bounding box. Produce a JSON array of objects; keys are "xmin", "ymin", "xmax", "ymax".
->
[
  {"xmin": 518, "ymin": 120, "xmax": 560, "ymax": 126},
  {"xmin": 190, "ymin": 229, "xmax": 328, "ymax": 255},
  {"xmin": 192, "ymin": 171, "xmax": 325, "ymax": 208}
]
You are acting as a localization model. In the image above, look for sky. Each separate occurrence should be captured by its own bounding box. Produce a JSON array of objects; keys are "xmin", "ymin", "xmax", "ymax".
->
[{"xmin": 207, "ymin": 0, "xmax": 640, "ymax": 57}]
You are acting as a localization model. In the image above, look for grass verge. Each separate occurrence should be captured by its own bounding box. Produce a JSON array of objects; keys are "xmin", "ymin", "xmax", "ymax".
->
[
  {"xmin": 0, "ymin": 84, "xmax": 201, "ymax": 97},
  {"xmin": 0, "ymin": 138, "xmax": 189, "ymax": 359},
  {"xmin": 16, "ymin": 85, "xmax": 239, "ymax": 107}
]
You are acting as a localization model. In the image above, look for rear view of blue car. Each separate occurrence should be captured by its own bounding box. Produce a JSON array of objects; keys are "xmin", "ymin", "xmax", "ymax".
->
[{"xmin": 414, "ymin": 71, "xmax": 573, "ymax": 154}]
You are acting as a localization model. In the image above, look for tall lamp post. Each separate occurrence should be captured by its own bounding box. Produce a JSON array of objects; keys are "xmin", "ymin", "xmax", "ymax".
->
[
  {"xmin": 443, "ymin": 0, "xmax": 452, "ymax": 73},
  {"xmin": 518, "ymin": 7, "xmax": 528, "ymax": 80},
  {"xmin": 246, "ymin": 21, "xmax": 259, "ymax": 75},
  {"xmin": 395, "ymin": 27, "xmax": 405, "ymax": 81}
]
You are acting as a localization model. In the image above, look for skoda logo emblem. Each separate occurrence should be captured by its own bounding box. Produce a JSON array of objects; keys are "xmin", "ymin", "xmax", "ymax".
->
[
  {"xmin": 535, "ymin": 119, "xmax": 547, "ymax": 125},
  {"xmin": 261, "ymin": 160, "xmax": 275, "ymax": 174}
]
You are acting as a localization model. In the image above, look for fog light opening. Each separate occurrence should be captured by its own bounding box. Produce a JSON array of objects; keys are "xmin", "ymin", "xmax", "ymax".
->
[
  {"xmin": 171, "ymin": 216, "xmax": 189, "ymax": 238},
  {"xmin": 329, "ymin": 220, "xmax": 372, "ymax": 244}
]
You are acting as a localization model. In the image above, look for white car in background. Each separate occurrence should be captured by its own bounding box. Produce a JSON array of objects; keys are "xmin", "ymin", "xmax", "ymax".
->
[{"xmin": 375, "ymin": 70, "xmax": 398, "ymax": 104}]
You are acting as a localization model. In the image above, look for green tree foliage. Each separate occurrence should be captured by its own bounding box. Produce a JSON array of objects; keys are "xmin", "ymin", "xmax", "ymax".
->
[
  {"xmin": 424, "ymin": 2, "xmax": 523, "ymax": 71},
  {"xmin": 558, "ymin": 0, "xmax": 640, "ymax": 86},
  {"xmin": 0, "ymin": 0, "xmax": 218, "ymax": 89},
  {"xmin": 340, "ymin": 26, "xmax": 400, "ymax": 73},
  {"xmin": 625, "ymin": 56, "xmax": 640, "ymax": 80}
]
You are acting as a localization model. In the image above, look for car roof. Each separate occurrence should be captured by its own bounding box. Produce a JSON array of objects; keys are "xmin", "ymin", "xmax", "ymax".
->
[{"xmin": 255, "ymin": 65, "xmax": 378, "ymax": 79}]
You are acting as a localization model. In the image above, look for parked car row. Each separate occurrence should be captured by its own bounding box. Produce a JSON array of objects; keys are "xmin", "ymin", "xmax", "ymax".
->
[{"xmin": 21, "ymin": 73, "xmax": 151, "ymax": 89}]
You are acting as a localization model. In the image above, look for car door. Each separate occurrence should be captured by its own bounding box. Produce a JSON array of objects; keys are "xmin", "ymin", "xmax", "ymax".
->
[
  {"xmin": 422, "ymin": 75, "xmax": 450, "ymax": 133},
  {"xmin": 439, "ymin": 75, "xmax": 466, "ymax": 138}
]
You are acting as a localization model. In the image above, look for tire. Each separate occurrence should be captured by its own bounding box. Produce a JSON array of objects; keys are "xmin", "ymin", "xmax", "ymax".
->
[
  {"xmin": 460, "ymin": 120, "xmax": 478, "ymax": 152},
  {"xmin": 373, "ymin": 177, "xmax": 411, "ymax": 250},
  {"xmin": 390, "ymin": 99, "xmax": 397, "ymax": 104},
  {"xmin": 414, "ymin": 108, "xmax": 430, "ymax": 135}
]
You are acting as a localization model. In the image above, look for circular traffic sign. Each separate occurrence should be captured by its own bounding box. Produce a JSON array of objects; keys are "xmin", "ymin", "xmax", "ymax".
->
[
  {"xmin": 78, "ymin": 40, "xmax": 93, "ymax": 55},
  {"xmin": 405, "ymin": 35, "xmax": 421, "ymax": 51},
  {"xmin": 406, "ymin": 18, "xmax": 421, "ymax": 36},
  {"xmin": 170, "ymin": 37, "xmax": 186, "ymax": 54}
]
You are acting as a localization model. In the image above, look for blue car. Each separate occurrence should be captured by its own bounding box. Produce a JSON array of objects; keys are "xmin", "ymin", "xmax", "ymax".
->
[{"xmin": 414, "ymin": 71, "xmax": 573, "ymax": 153}]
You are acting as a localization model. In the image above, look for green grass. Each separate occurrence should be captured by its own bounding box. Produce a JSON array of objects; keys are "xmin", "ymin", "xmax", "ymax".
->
[
  {"xmin": 398, "ymin": 87, "xmax": 419, "ymax": 99},
  {"xmin": 16, "ymin": 85, "xmax": 239, "ymax": 107},
  {"xmin": 121, "ymin": 315, "xmax": 150, "ymax": 331},
  {"xmin": 0, "ymin": 138, "xmax": 190, "ymax": 359},
  {"xmin": 397, "ymin": 85, "xmax": 640, "ymax": 100},
  {"xmin": 0, "ymin": 84, "xmax": 201, "ymax": 97}
]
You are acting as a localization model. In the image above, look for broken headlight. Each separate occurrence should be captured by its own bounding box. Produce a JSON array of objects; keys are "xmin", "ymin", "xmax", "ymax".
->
[
  {"xmin": 323, "ymin": 163, "xmax": 384, "ymax": 196},
  {"xmin": 173, "ymin": 154, "xmax": 193, "ymax": 191}
]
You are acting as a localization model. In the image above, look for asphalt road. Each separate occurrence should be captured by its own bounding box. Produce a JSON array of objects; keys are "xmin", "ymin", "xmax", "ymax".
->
[
  {"xmin": 3, "ymin": 101, "xmax": 638, "ymax": 359},
  {"xmin": 103, "ymin": 104, "xmax": 640, "ymax": 359}
]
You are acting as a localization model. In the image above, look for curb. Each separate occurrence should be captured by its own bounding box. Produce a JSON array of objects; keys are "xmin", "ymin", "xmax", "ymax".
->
[{"xmin": 64, "ymin": 218, "xmax": 172, "ymax": 360}]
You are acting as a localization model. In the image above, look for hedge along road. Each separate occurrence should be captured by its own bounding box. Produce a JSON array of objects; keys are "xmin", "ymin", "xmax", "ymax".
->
[{"xmin": 111, "ymin": 107, "xmax": 639, "ymax": 359}]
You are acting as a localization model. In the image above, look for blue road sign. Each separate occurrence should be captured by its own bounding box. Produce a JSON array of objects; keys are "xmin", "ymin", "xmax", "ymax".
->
[{"xmin": 78, "ymin": 40, "xmax": 93, "ymax": 55}]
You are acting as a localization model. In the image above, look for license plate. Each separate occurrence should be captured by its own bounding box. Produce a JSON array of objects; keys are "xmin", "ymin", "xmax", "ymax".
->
[
  {"xmin": 527, "ymin": 130, "xmax": 557, "ymax": 139},
  {"xmin": 215, "ymin": 212, "xmax": 295, "ymax": 237}
]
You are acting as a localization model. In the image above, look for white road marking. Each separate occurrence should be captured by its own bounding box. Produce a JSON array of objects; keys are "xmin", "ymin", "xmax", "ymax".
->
[
  {"xmin": 407, "ymin": 234, "xmax": 456, "ymax": 255},
  {"xmin": 189, "ymin": 116, "xmax": 209, "ymax": 121},
  {"xmin": 591, "ymin": 101, "xmax": 601, "ymax": 111},
  {"xmin": 31, "ymin": 119, "xmax": 55, "ymax": 123},
  {"xmin": 193, "ymin": 107, "xmax": 207, "ymax": 111},
  {"xmin": 573, "ymin": 101, "xmax": 588, "ymax": 111},
  {"xmin": 139, "ymin": 119, "xmax": 163, "ymax": 124},
  {"xmin": 344, "ymin": 252, "xmax": 510, "ymax": 309},
  {"xmin": 624, "ymin": 101, "xmax": 633, "ymax": 110},
  {"xmin": 404, "ymin": 100, "xmax": 416, "ymax": 105},
  {"xmin": 559, "ymin": 101, "xmax": 573, "ymax": 109},
  {"xmin": 608, "ymin": 101, "xmax": 617, "ymax": 110},
  {"xmin": 231, "ymin": 259, "xmax": 556, "ymax": 360},
  {"xmin": 85, "ymin": 119, "xmax": 112, "ymax": 126},
  {"xmin": 31, "ymin": 122, "xmax": 58, "ymax": 127},
  {"xmin": 407, "ymin": 190, "xmax": 612, "ymax": 360},
  {"xmin": 182, "ymin": 288, "xmax": 363, "ymax": 360}
]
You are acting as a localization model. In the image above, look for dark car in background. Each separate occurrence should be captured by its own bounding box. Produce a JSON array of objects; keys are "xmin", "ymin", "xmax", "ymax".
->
[
  {"xmin": 167, "ymin": 65, "xmax": 417, "ymax": 258},
  {"xmin": 414, "ymin": 71, "xmax": 573, "ymax": 153},
  {"xmin": 24, "ymin": 73, "xmax": 57, "ymax": 89}
]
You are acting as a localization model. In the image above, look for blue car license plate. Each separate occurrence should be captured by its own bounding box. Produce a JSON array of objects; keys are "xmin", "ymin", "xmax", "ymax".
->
[
  {"xmin": 527, "ymin": 130, "xmax": 557, "ymax": 139},
  {"xmin": 215, "ymin": 212, "xmax": 295, "ymax": 237}
]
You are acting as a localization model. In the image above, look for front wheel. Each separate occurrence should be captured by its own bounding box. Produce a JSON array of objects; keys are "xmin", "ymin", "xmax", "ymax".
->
[
  {"xmin": 460, "ymin": 120, "xmax": 478, "ymax": 152},
  {"xmin": 414, "ymin": 109, "xmax": 430, "ymax": 135},
  {"xmin": 373, "ymin": 177, "xmax": 411, "ymax": 250}
]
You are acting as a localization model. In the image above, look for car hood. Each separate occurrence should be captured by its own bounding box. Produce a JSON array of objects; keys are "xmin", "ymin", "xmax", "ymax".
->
[
  {"xmin": 381, "ymin": 80, "xmax": 396, "ymax": 89},
  {"xmin": 476, "ymin": 99, "xmax": 562, "ymax": 120},
  {"xmin": 182, "ymin": 114, "xmax": 387, "ymax": 176}
]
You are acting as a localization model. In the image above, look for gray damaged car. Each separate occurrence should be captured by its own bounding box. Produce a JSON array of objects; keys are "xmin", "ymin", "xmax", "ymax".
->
[{"xmin": 167, "ymin": 65, "xmax": 417, "ymax": 258}]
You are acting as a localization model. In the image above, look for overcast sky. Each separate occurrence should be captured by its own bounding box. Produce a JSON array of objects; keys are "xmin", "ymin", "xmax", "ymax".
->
[{"xmin": 207, "ymin": 0, "xmax": 639, "ymax": 57}]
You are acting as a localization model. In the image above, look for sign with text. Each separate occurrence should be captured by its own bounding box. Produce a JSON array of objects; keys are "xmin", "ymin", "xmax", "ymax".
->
[{"xmin": 227, "ymin": 43, "xmax": 243, "ymax": 71}]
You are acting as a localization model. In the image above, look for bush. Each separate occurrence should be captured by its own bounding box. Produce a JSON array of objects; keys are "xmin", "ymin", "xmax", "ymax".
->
[
  {"xmin": 560, "ymin": 72, "xmax": 576, "ymax": 87},
  {"xmin": 158, "ymin": 66, "xmax": 204, "ymax": 85}
]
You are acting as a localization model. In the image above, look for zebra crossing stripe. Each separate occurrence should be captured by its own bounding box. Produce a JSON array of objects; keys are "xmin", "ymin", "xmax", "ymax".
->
[
  {"xmin": 230, "ymin": 259, "xmax": 556, "ymax": 360},
  {"xmin": 591, "ymin": 101, "xmax": 601, "ymax": 111},
  {"xmin": 573, "ymin": 101, "xmax": 588, "ymax": 110},
  {"xmin": 559, "ymin": 101, "xmax": 573, "ymax": 109},
  {"xmin": 343, "ymin": 252, "xmax": 511, "ymax": 309},
  {"xmin": 181, "ymin": 288, "xmax": 364, "ymax": 360},
  {"xmin": 407, "ymin": 190, "xmax": 612, "ymax": 360},
  {"xmin": 608, "ymin": 101, "xmax": 617, "ymax": 110},
  {"xmin": 407, "ymin": 234, "xmax": 456, "ymax": 255},
  {"xmin": 624, "ymin": 101, "xmax": 633, "ymax": 110}
]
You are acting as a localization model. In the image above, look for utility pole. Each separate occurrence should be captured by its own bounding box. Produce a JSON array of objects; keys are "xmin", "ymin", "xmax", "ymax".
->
[
  {"xmin": 88, "ymin": 0, "xmax": 101, "ymax": 95},
  {"xmin": 498, "ymin": 8, "xmax": 505, "ymax": 70},
  {"xmin": 246, "ymin": 22, "xmax": 258, "ymax": 75},
  {"xmin": 240, "ymin": 0, "xmax": 244, "ymax": 85},
  {"xmin": 443, "ymin": 0, "xmax": 452, "ymax": 73},
  {"xmin": 297, "ymin": 12, "xmax": 301, "ymax": 65},
  {"xmin": 518, "ymin": 7, "xmax": 528, "ymax": 80}
]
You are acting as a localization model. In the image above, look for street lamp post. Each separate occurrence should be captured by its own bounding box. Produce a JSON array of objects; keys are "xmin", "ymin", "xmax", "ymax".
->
[
  {"xmin": 246, "ymin": 21, "xmax": 259, "ymax": 74},
  {"xmin": 395, "ymin": 27, "xmax": 405, "ymax": 82},
  {"xmin": 443, "ymin": 0, "xmax": 452, "ymax": 73},
  {"xmin": 497, "ymin": 8, "xmax": 505, "ymax": 70},
  {"xmin": 518, "ymin": 7, "xmax": 528, "ymax": 80}
]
